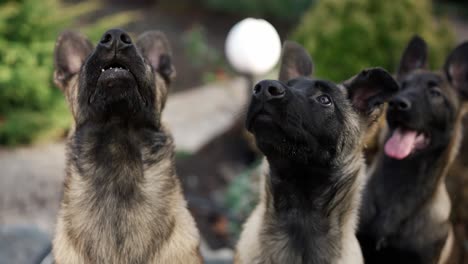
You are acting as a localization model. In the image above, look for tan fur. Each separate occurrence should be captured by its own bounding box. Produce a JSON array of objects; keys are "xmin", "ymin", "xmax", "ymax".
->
[
  {"xmin": 424, "ymin": 122, "xmax": 463, "ymax": 263},
  {"xmin": 437, "ymin": 224, "xmax": 463, "ymax": 264},
  {"xmin": 52, "ymin": 30, "xmax": 201, "ymax": 264},
  {"xmin": 53, "ymin": 127, "xmax": 202, "ymax": 264},
  {"xmin": 363, "ymin": 108, "xmax": 387, "ymax": 166},
  {"xmin": 236, "ymin": 158, "xmax": 365, "ymax": 264},
  {"xmin": 235, "ymin": 162, "xmax": 267, "ymax": 264},
  {"xmin": 446, "ymin": 105, "xmax": 468, "ymax": 252}
]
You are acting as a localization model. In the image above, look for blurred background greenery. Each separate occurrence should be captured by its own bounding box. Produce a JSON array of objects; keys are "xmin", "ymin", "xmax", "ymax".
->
[
  {"xmin": 293, "ymin": 0, "xmax": 455, "ymax": 81},
  {"xmin": 0, "ymin": 0, "xmax": 139, "ymax": 145},
  {"xmin": 0, "ymin": 0, "xmax": 463, "ymax": 146}
]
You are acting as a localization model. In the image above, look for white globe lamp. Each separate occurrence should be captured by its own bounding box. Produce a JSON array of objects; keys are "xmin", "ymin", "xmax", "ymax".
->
[{"xmin": 225, "ymin": 18, "xmax": 281, "ymax": 94}]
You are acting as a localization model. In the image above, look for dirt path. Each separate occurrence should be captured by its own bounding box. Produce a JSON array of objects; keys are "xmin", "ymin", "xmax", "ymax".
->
[{"xmin": 0, "ymin": 143, "xmax": 65, "ymax": 235}]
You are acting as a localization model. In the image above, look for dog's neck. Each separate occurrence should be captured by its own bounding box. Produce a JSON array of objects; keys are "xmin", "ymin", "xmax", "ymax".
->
[
  {"xmin": 373, "ymin": 129, "xmax": 454, "ymax": 208},
  {"xmin": 61, "ymin": 122, "xmax": 180, "ymax": 262},
  {"xmin": 266, "ymin": 158, "xmax": 346, "ymax": 213},
  {"xmin": 261, "ymin": 155, "xmax": 363, "ymax": 263},
  {"xmin": 380, "ymin": 146, "xmax": 446, "ymax": 191},
  {"xmin": 363, "ymin": 128, "xmax": 458, "ymax": 241},
  {"xmin": 71, "ymin": 122, "xmax": 172, "ymax": 198}
]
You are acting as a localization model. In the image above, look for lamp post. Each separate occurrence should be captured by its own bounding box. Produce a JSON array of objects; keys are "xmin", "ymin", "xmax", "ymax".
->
[{"xmin": 225, "ymin": 18, "xmax": 281, "ymax": 95}]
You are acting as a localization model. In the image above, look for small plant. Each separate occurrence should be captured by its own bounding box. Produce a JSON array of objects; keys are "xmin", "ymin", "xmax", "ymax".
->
[
  {"xmin": 224, "ymin": 160, "xmax": 261, "ymax": 240},
  {"xmin": 0, "ymin": 0, "xmax": 138, "ymax": 145},
  {"xmin": 182, "ymin": 24, "xmax": 228, "ymax": 83}
]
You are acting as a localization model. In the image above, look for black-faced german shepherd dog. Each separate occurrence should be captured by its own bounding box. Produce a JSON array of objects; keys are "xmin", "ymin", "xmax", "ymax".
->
[
  {"xmin": 358, "ymin": 36, "xmax": 468, "ymax": 264},
  {"xmin": 235, "ymin": 41, "xmax": 399, "ymax": 264},
  {"xmin": 52, "ymin": 29, "xmax": 201, "ymax": 263}
]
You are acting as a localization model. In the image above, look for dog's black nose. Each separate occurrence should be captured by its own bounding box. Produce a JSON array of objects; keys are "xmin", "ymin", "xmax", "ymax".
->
[
  {"xmin": 253, "ymin": 80, "xmax": 285, "ymax": 101},
  {"xmin": 389, "ymin": 96, "xmax": 411, "ymax": 111},
  {"xmin": 99, "ymin": 29, "xmax": 132, "ymax": 51}
]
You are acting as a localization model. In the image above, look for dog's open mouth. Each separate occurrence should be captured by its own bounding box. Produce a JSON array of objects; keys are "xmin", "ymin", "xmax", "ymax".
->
[
  {"xmin": 89, "ymin": 60, "xmax": 143, "ymax": 106},
  {"xmin": 97, "ymin": 62, "xmax": 133, "ymax": 82},
  {"xmin": 384, "ymin": 127, "xmax": 430, "ymax": 160},
  {"xmin": 100, "ymin": 63, "xmax": 130, "ymax": 74}
]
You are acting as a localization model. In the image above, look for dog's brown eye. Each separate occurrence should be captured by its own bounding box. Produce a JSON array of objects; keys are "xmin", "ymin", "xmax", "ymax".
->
[{"xmin": 316, "ymin": 94, "xmax": 332, "ymax": 106}]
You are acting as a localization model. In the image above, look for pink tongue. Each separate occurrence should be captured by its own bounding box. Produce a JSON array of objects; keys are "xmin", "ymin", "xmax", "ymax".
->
[{"xmin": 384, "ymin": 129, "xmax": 418, "ymax": 160}]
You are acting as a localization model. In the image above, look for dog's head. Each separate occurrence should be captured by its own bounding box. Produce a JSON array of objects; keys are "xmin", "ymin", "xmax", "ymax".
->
[
  {"xmin": 54, "ymin": 29, "xmax": 175, "ymax": 128},
  {"xmin": 246, "ymin": 41, "xmax": 399, "ymax": 165},
  {"xmin": 384, "ymin": 36, "xmax": 468, "ymax": 160}
]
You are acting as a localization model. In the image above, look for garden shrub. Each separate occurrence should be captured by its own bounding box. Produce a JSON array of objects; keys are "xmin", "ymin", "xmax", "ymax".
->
[
  {"xmin": 0, "ymin": 0, "xmax": 138, "ymax": 145},
  {"xmin": 293, "ymin": 0, "xmax": 455, "ymax": 82}
]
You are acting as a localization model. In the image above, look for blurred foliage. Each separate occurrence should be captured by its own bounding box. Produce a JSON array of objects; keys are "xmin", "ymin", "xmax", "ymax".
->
[
  {"xmin": 182, "ymin": 25, "xmax": 220, "ymax": 68},
  {"xmin": 0, "ymin": 0, "xmax": 138, "ymax": 146},
  {"xmin": 224, "ymin": 160, "xmax": 261, "ymax": 239},
  {"xmin": 202, "ymin": 0, "xmax": 315, "ymax": 22},
  {"xmin": 175, "ymin": 150, "xmax": 194, "ymax": 160},
  {"xmin": 293, "ymin": 0, "xmax": 455, "ymax": 82},
  {"xmin": 182, "ymin": 24, "xmax": 228, "ymax": 83}
]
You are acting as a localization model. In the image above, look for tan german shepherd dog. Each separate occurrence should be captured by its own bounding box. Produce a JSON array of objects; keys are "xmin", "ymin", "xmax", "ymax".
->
[
  {"xmin": 235, "ymin": 41, "xmax": 399, "ymax": 264},
  {"xmin": 52, "ymin": 29, "xmax": 201, "ymax": 263}
]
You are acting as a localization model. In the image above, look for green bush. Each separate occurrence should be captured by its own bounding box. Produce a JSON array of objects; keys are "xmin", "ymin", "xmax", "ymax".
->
[
  {"xmin": 293, "ymin": 0, "xmax": 455, "ymax": 82},
  {"xmin": 224, "ymin": 161, "xmax": 261, "ymax": 240},
  {"xmin": 202, "ymin": 0, "xmax": 315, "ymax": 22},
  {"xmin": 0, "ymin": 0, "xmax": 138, "ymax": 146}
]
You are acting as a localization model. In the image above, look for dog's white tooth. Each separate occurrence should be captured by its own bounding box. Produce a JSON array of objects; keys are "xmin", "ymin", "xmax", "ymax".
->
[{"xmin": 101, "ymin": 69, "xmax": 105, "ymax": 72}]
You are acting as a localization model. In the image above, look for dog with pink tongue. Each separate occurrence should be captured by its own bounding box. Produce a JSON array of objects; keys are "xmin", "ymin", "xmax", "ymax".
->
[
  {"xmin": 384, "ymin": 129, "xmax": 429, "ymax": 160},
  {"xmin": 357, "ymin": 36, "xmax": 468, "ymax": 264}
]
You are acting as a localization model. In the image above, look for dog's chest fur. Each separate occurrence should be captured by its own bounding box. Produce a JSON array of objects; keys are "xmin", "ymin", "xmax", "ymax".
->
[
  {"xmin": 54, "ymin": 125, "xmax": 196, "ymax": 263},
  {"xmin": 359, "ymin": 133, "xmax": 459, "ymax": 263},
  {"xmin": 236, "ymin": 159, "xmax": 365, "ymax": 264}
]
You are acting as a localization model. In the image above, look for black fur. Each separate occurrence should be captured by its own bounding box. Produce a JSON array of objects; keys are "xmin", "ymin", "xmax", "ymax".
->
[
  {"xmin": 263, "ymin": 159, "xmax": 352, "ymax": 263},
  {"xmin": 247, "ymin": 78, "xmax": 352, "ymax": 166},
  {"xmin": 77, "ymin": 30, "xmax": 158, "ymax": 126}
]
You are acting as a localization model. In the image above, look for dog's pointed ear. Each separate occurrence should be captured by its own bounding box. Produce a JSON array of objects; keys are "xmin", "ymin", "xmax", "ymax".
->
[
  {"xmin": 444, "ymin": 42, "xmax": 468, "ymax": 100},
  {"xmin": 343, "ymin": 68, "xmax": 399, "ymax": 126},
  {"xmin": 54, "ymin": 31, "xmax": 93, "ymax": 91},
  {"xmin": 278, "ymin": 41, "xmax": 313, "ymax": 82},
  {"xmin": 397, "ymin": 35, "xmax": 428, "ymax": 79},
  {"xmin": 136, "ymin": 31, "xmax": 175, "ymax": 83}
]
